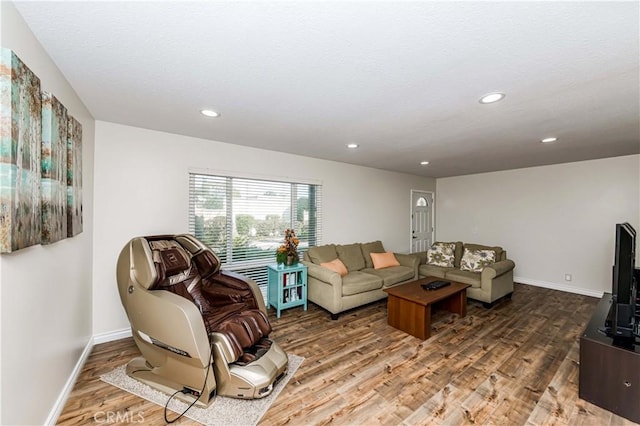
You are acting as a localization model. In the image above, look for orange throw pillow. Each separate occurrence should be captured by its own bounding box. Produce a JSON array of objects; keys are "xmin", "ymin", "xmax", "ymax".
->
[
  {"xmin": 370, "ymin": 252, "xmax": 400, "ymax": 269},
  {"xmin": 320, "ymin": 258, "xmax": 348, "ymax": 276}
]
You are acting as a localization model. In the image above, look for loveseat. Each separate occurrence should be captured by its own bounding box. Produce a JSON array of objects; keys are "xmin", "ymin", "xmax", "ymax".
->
[
  {"xmin": 302, "ymin": 241, "xmax": 419, "ymax": 319},
  {"xmin": 416, "ymin": 242, "xmax": 515, "ymax": 307}
]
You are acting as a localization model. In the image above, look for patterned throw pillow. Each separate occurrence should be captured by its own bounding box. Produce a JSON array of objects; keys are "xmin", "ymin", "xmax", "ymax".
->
[
  {"xmin": 426, "ymin": 243, "xmax": 455, "ymax": 267},
  {"xmin": 460, "ymin": 248, "xmax": 496, "ymax": 272}
]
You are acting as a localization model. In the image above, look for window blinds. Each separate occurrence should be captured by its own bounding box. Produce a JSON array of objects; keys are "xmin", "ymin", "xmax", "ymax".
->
[{"xmin": 188, "ymin": 173, "xmax": 322, "ymax": 288}]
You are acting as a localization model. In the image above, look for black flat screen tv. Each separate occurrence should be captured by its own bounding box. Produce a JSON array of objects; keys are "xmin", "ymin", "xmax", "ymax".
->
[{"xmin": 606, "ymin": 222, "xmax": 637, "ymax": 341}]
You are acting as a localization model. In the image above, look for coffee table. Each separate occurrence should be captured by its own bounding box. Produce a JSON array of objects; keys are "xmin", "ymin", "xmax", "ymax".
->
[{"xmin": 383, "ymin": 277, "xmax": 471, "ymax": 340}]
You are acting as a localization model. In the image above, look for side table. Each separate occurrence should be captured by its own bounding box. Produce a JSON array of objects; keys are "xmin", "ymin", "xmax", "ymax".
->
[{"xmin": 267, "ymin": 263, "xmax": 307, "ymax": 318}]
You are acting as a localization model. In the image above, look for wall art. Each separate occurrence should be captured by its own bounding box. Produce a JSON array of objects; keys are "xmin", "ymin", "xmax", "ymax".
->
[
  {"xmin": 41, "ymin": 91, "xmax": 67, "ymax": 244},
  {"xmin": 0, "ymin": 48, "xmax": 42, "ymax": 253},
  {"xmin": 67, "ymin": 115, "xmax": 82, "ymax": 237}
]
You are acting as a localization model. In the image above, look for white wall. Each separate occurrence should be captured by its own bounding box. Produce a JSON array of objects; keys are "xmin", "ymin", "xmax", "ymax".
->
[
  {"xmin": 0, "ymin": 2, "xmax": 95, "ymax": 425},
  {"xmin": 93, "ymin": 121, "xmax": 435, "ymax": 335},
  {"xmin": 435, "ymin": 155, "xmax": 640, "ymax": 297}
]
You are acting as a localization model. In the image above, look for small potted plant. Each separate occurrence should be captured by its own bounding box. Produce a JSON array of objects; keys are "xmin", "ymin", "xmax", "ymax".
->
[{"xmin": 276, "ymin": 228, "xmax": 299, "ymax": 266}]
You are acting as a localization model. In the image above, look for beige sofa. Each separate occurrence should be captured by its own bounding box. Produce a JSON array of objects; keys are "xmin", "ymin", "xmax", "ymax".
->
[
  {"xmin": 302, "ymin": 241, "xmax": 419, "ymax": 319},
  {"xmin": 416, "ymin": 242, "xmax": 515, "ymax": 307}
]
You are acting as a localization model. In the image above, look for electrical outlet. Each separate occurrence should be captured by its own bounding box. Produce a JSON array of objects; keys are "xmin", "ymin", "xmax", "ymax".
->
[{"xmin": 565, "ymin": 274, "xmax": 572, "ymax": 281}]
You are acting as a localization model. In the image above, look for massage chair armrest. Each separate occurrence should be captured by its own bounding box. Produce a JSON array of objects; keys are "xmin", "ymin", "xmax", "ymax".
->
[
  {"xmin": 131, "ymin": 290, "xmax": 211, "ymax": 366},
  {"xmin": 301, "ymin": 261, "xmax": 343, "ymax": 286},
  {"xmin": 481, "ymin": 259, "xmax": 516, "ymax": 279}
]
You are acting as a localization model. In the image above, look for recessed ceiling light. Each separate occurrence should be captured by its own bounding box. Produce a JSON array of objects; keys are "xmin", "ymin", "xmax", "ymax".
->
[
  {"xmin": 201, "ymin": 109, "xmax": 220, "ymax": 118},
  {"xmin": 541, "ymin": 137, "xmax": 558, "ymax": 143},
  {"xmin": 420, "ymin": 161, "xmax": 430, "ymax": 165},
  {"xmin": 346, "ymin": 143, "xmax": 359, "ymax": 149},
  {"xmin": 479, "ymin": 93, "xmax": 505, "ymax": 104}
]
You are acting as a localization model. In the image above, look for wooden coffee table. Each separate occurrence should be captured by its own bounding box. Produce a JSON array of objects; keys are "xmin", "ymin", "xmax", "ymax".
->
[{"xmin": 383, "ymin": 277, "xmax": 471, "ymax": 340}]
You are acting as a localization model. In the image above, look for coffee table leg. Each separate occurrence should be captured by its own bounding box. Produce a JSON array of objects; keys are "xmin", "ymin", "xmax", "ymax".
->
[
  {"xmin": 459, "ymin": 291, "xmax": 467, "ymax": 317},
  {"xmin": 442, "ymin": 290, "xmax": 467, "ymax": 317},
  {"xmin": 387, "ymin": 295, "xmax": 432, "ymax": 340},
  {"xmin": 421, "ymin": 304, "xmax": 432, "ymax": 340}
]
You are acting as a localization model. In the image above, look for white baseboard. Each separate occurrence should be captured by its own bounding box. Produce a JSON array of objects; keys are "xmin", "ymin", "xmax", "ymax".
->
[
  {"xmin": 93, "ymin": 327, "xmax": 132, "ymax": 345},
  {"xmin": 515, "ymin": 276, "xmax": 604, "ymax": 298},
  {"xmin": 46, "ymin": 328, "xmax": 133, "ymax": 424},
  {"xmin": 45, "ymin": 337, "xmax": 94, "ymax": 425}
]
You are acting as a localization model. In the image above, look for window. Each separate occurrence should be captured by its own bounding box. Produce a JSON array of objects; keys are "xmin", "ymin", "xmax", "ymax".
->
[
  {"xmin": 416, "ymin": 196, "xmax": 428, "ymax": 207},
  {"xmin": 189, "ymin": 172, "xmax": 322, "ymax": 291}
]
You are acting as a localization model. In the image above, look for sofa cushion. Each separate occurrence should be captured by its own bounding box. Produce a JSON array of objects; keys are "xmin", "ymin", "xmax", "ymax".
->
[
  {"xmin": 360, "ymin": 240, "xmax": 385, "ymax": 268},
  {"xmin": 320, "ymin": 258, "xmax": 348, "ymax": 277},
  {"xmin": 426, "ymin": 244, "xmax": 455, "ymax": 267},
  {"xmin": 460, "ymin": 248, "xmax": 496, "ymax": 272},
  {"xmin": 419, "ymin": 264, "xmax": 450, "ymax": 279},
  {"xmin": 336, "ymin": 243, "xmax": 366, "ymax": 272},
  {"xmin": 464, "ymin": 243, "xmax": 503, "ymax": 262},
  {"xmin": 342, "ymin": 271, "xmax": 383, "ymax": 296},
  {"xmin": 370, "ymin": 252, "xmax": 400, "ymax": 269},
  {"xmin": 307, "ymin": 244, "xmax": 338, "ymax": 264},
  {"xmin": 445, "ymin": 269, "xmax": 482, "ymax": 288},
  {"xmin": 362, "ymin": 266, "xmax": 414, "ymax": 287}
]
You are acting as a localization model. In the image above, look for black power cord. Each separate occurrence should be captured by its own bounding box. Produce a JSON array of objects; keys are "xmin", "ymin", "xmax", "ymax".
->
[{"xmin": 163, "ymin": 340, "xmax": 216, "ymax": 424}]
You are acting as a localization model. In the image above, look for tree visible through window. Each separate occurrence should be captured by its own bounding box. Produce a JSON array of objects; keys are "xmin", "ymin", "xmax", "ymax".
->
[{"xmin": 189, "ymin": 173, "xmax": 322, "ymax": 288}]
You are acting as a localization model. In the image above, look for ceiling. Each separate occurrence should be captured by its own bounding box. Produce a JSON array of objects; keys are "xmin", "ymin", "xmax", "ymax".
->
[{"xmin": 13, "ymin": 1, "xmax": 640, "ymax": 178}]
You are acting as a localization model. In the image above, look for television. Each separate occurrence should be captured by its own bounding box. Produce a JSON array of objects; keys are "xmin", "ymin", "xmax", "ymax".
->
[{"xmin": 605, "ymin": 222, "xmax": 638, "ymax": 341}]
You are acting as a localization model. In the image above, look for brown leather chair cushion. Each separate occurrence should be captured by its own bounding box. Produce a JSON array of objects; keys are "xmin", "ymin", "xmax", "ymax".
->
[
  {"xmin": 152, "ymin": 238, "xmax": 273, "ymax": 362},
  {"xmin": 215, "ymin": 311, "xmax": 271, "ymax": 353},
  {"xmin": 192, "ymin": 250, "xmax": 220, "ymax": 279},
  {"xmin": 152, "ymin": 246, "xmax": 192, "ymax": 288}
]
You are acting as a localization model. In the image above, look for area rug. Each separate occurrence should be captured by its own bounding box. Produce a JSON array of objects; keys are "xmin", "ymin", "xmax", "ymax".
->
[{"xmin": 101, "ymin": 354, "xmax": 304, "ymax": 426}]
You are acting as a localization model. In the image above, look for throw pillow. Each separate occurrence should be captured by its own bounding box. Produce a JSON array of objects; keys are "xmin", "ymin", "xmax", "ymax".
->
[
  {"xmin": 426, "ymin": 244, "xmax": 455, "ymax": 267},
  {"xmin": 464, "ymin": 243, "xmax": 503, "ymax": 262},
  {"xmin": 370, "ymin": 252, "xmax": 400, "ymax": 269},
  {"xmin": 320, "ymin": 258, "xmax": 348, "ymax": 277},
  {"xmin": 460, "ymin": 248, "xmax": 496, "ymax": 272}
]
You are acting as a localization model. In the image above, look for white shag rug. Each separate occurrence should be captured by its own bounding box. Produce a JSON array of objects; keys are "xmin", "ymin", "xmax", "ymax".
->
[{"xmin": 101, "ymin": 354, "xmax": 304, "ymax": 426}]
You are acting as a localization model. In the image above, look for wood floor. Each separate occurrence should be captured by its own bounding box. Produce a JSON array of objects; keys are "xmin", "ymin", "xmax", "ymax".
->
[{"xmin": 58, "ymin": 284, "xmax": 638, "ymax": 425}]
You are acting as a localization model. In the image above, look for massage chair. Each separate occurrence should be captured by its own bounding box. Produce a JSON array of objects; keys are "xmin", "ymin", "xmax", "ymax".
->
[{"xmin": 116, "ymin": 234, "xmax": 288, "ymax": 407}]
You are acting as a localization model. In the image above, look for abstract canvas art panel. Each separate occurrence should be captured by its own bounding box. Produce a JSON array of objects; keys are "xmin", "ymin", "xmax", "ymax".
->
[
  {"xmin": 0, "ymin": 48, "xmax": 42, "ymax": 253},
  {"xmin": 67, "ymin": 115, "xmax": 82, "ymax": 237},
  {"xmin": 41, "ymin": 91, "xmax": 67, "ymax": 244}
]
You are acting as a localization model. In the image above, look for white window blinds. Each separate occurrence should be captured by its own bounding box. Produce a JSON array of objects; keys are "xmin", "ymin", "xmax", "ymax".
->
[{"xmin": 189, "ymin": 173, "xmax": 322, "ymax": 288}]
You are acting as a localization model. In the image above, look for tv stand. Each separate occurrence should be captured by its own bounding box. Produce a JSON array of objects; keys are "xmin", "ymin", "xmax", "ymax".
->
[{"xmin": 579, "ymin": 293, "xmax": 640, "ymax": 423}]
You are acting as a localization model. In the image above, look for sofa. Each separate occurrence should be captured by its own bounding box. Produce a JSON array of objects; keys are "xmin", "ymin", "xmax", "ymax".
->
[
  {"xmin": 416, "ymin": 241, "xmax": 515, "ymax": 307},
  {"xmin": 302, "ymin": 241, "xmax": 419, "ymax": 319}
]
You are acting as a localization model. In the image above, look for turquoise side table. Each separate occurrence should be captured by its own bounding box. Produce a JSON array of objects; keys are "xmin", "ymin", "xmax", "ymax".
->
[{"xmin": 267, "ymin": 263, "xmax": 307, "ymax": 318}]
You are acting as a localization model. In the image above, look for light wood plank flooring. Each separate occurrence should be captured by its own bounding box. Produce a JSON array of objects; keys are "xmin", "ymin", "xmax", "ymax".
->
[{"xmin": 58, "ymin": 284, "xmax": 638, "ymax": 425}]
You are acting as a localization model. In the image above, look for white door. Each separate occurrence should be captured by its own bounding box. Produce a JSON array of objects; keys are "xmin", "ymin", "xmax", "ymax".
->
[{"xmin": 410, "ymin": 191, "xmax": 434, "ymax": 252}]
